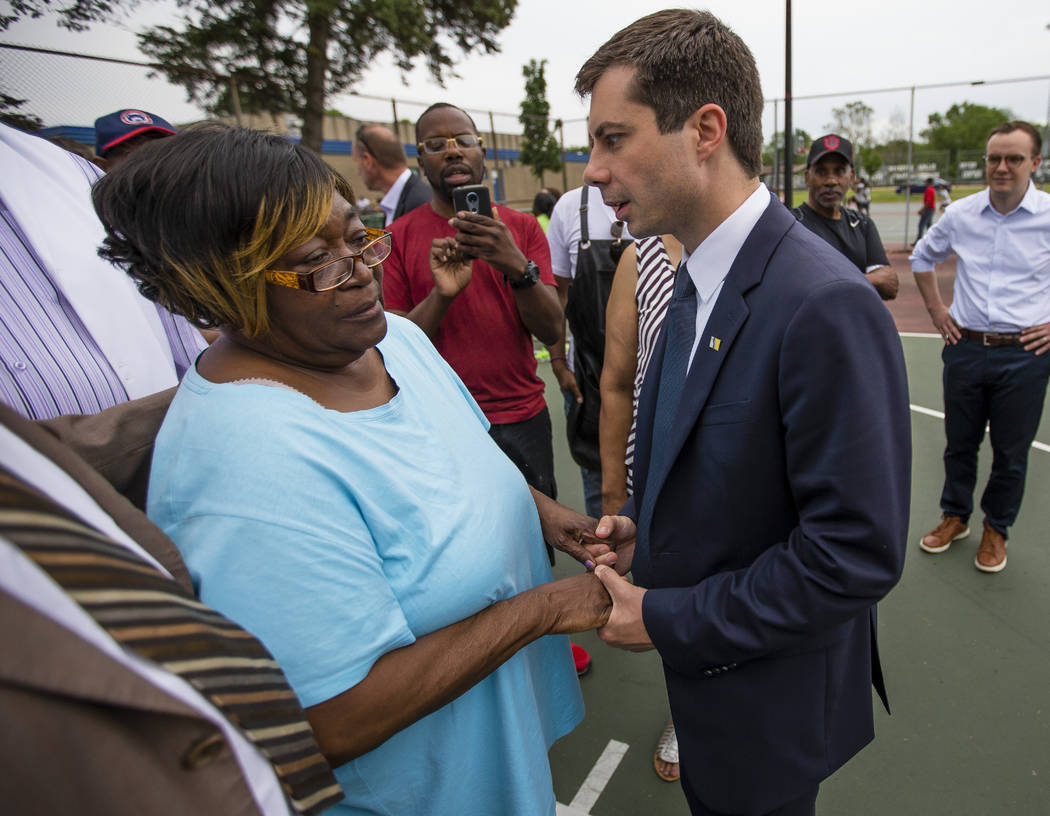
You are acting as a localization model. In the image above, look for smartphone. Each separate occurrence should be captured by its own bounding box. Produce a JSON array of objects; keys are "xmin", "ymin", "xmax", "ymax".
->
[{"xmin": 451, "ymin": 184, "xmax": 493, "ymax": 219}]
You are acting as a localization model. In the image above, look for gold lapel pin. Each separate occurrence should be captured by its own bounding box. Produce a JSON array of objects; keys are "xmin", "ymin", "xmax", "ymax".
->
[{"xmin": 709, "ymin": 336, "xmax": 722, "ymax": 351}]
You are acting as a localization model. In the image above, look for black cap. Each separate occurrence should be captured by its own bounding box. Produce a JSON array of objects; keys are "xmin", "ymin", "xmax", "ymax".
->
[{"xmin": 807, "ymin": 134, "xmax": 853, "ymax": 167}]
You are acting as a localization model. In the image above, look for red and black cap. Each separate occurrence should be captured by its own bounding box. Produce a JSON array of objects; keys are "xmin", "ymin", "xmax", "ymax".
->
[
  {"xmin": 94, "ymin": 109, "xmax": 176, "ymax": 157},
  {"xmin": 807, "ymin": 134, "xmax": 853, "ymax": 167}
]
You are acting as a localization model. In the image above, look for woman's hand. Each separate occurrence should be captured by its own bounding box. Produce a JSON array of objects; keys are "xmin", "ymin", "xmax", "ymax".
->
[
  {"xmin": 541, "ymin": 572, "xmax": 613, "ymax": 634},
  {"xmin": 429, "ymin": 237, "xmax": 473, "ymax": 299},
  {"xmin": 530, "ymin": 487, "xmax": 611, "ymax": 568}
]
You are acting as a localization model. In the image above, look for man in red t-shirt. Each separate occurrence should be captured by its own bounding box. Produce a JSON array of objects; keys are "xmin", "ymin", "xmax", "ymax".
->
[
  {"xmin": 382, "ymin": 103, "xmax": 564, "ymax": 500},
  {"xmin": 917, "ymin": 177, "xmax": 936, "ymax": 240}
]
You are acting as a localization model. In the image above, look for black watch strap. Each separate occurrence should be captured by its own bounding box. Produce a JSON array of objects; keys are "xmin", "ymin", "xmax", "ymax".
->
[{"xmin": 509, "ymin": 260, "xmax": 540, "ymax": 289}]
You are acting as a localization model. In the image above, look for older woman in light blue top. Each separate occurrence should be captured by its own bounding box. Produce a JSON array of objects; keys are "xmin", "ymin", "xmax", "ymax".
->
[{"xmin": 92, "ymin": 124, "xmax": 610, "ymax": 816}]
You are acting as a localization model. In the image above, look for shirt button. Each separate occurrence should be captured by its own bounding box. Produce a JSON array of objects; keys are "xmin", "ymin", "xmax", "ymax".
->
[
  {"xmin": 13, "ymin": 361, "xmax": 28, "ymax": 371},
  {"xmin": 181, "ymin": 732, "xmax": 225, "ymax": 770}
]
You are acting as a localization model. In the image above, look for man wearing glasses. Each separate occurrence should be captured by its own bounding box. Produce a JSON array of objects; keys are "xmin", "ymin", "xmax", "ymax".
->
[
  {"xmin": 381, "ymin": 103, "xmax": 564, "ymax": 505},
  {"xmin": 912, "ymin": 121, "xmax": 1050, "ymax": 573},
  {"xmin": 354, "ymin": 124, "xmax": 432, "ymax": 226}
]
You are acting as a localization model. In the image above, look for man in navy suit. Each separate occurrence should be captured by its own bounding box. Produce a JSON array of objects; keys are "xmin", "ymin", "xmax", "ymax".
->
[{"xmin": 576, "ymin": 10, "xmax": 911, "ymax": 815}]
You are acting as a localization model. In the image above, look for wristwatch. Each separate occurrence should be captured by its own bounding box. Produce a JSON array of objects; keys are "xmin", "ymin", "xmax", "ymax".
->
[{"xmin": 508, "ymin": 260, "xmax": 540, "ymax": 290}]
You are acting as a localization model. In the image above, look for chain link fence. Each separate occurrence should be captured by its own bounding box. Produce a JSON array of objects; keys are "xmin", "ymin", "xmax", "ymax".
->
[{"xmin": 3, "ymin": 41, "xmax": 1048, "ymax": 241}]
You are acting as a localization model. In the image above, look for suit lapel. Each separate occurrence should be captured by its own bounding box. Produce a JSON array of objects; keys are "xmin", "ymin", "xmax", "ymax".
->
[
  {"xmin": 0, "ymin": 589, "xmax": 204, "ymax": 720},
  {"xmin": 637, "ymin": 192, "xmax": 796, "ymax": 521}
]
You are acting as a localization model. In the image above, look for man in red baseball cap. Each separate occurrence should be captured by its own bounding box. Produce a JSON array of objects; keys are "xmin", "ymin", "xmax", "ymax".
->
[
  {"xmin": 94, "ymin": 109, "xmax": 176, "ymax": 168},
  {"xmin": 793, "ymin": 133, "xmax": 897, "ymax": 300}
]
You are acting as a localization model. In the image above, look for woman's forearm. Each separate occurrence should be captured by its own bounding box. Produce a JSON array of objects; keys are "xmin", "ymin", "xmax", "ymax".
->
[{"xmin": 306, "ymin": 573, "xmax": 610, "ymax": 765}]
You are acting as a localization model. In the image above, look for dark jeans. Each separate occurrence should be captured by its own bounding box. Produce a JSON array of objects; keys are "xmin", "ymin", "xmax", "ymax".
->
[
  {"xmin": 488, "ymin": 406, "xmax": 557, "ymax": 500},
  {"xmin": 940, "ymin": 338, "xmax": 1050, "ymax": 534},
  {"xmin": 682, "ymin": 780, "xmax": 818, "ymax": 816},
  {"xmin": 917, "ymin": 207, "xmax": 934, "ymax": 239}
]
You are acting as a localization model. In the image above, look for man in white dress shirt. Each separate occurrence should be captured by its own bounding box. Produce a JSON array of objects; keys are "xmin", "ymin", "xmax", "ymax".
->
[{"xmin": 912, "ymin": 120, "xmax": 1050, "ymax": 573}]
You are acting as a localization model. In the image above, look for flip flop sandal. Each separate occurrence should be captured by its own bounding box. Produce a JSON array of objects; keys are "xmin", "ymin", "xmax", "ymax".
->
[{"xmin": 653, "ymin": 720, "xmax": 680, "ymax": 782}]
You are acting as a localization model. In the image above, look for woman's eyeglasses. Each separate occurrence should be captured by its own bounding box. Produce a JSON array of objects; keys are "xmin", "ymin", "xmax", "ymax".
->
[
  {"xmin": 264, "ymin": 228, "xmax": 392, "ymax": 293},
  {"xmin": 417, "ymin": 133, "xmax": 483, "ymax": 155}
]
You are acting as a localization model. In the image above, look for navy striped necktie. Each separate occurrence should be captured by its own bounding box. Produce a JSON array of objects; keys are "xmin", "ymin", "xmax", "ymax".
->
[
  {"xmin": 649, "ymin": 262, "xmax": 697, "ymax": 477},
  {"xmin": 0, "ymin": 468, "xmax": 344, "ymax": 815}
]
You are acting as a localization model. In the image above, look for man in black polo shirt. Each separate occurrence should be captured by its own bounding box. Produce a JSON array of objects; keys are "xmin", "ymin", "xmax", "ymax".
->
[{"xmin": 794, "ymin": 134, "xmax": 898, "ymax": 300}]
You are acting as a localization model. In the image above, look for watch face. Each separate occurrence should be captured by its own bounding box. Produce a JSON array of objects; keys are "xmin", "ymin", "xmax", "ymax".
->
[{"xmin": 511, "ymin": 261, "xmax": 540, "ymax": 288}]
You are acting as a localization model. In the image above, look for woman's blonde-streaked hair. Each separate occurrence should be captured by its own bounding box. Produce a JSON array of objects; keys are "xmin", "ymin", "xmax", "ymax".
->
[{"xmin": 93, "ymin": 122, "xmax": 356, "ymax": 337}]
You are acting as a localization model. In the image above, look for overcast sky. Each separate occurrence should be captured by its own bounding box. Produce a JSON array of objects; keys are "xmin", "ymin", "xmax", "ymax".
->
[{"xmin": 3, "ymin": 0, "xmax": 1048, "ymax": 147}]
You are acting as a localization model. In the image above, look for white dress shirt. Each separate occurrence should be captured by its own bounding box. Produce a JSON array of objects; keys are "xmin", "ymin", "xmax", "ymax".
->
[
  {"xmin": 909, "ymin": 182, "xmax": 1050, "ymax": 332},
  {"xmin": 683, "ymin": 183, "xmax": 770, "ymax": 370},
  {"xmin": 379, "ymin": 168, "xmax": 412, "ymax": 226}
]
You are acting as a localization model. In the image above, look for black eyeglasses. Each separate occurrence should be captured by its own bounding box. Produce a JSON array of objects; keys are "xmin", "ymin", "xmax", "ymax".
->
[
  {"xmin": 417, "ymin": 133, "xmax": 483, "ymax": 155},
  {"xmin": 264, "ymin": 228, "xmax": 392, "ymax": 293},
  {"xmin": 984, "ymin": 154, "xmax": 1030, "ymax": 168}
]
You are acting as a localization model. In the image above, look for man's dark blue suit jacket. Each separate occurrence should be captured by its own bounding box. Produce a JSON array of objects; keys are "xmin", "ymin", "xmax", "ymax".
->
[{"xmin": 624, "ymin": 191, "xmax": 911, "ymax": 814}]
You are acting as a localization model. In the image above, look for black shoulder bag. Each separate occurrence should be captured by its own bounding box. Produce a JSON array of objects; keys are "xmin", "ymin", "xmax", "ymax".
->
[{"xmin": 564, "ymin": 187, "xmax": 632, "ymax": 472}]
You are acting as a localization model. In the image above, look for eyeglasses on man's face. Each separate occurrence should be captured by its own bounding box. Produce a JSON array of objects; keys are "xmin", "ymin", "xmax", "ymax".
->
[
  {"xmin": 264, "ymin": 228, "xmax": 392, "ymax": 293},
  {"xmin": 984, "ymin": 153, "xmax": 1031, "ymax": 168},
  {"xmin": 417, "ymin": 133, "xmax": 483, "ymax": 156}
]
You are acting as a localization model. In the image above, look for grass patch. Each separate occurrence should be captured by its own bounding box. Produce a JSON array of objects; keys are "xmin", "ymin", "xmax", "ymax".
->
[{"xmin": 867, "ymin": 182, "xmax": 1048, "ymax": 204}]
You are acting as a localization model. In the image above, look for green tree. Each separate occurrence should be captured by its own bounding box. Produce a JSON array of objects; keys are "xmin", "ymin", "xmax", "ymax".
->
[
  {"xmin": 3, "ymin": 0, "xmax": 518, "ymax": 153},
  {"xmin": 518, "ymin": 59, "xmax": 561, "ymax": 182},
  {"xmin": 762, "ymin": 128, "xmax": 812, "ymax": 169},
  {"xmin": 921, "ymin": 101, "xmax": 1014, "ymax": 159},
  {"xmin": 855, "ymin": 145, "xmax": 882, "ymax": 177},
  {"xmin": 0, "ymin": 92, "xmax": 43, "ymax": 131},
  {"xmin": 825, "ymin": 100, "xmax": 874, "ymax": 149}
]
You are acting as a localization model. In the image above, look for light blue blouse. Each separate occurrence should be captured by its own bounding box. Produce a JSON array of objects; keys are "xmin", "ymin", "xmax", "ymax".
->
[{"xmin": 148, "ymin": 314, "xmax": 583, "ymax": 815}]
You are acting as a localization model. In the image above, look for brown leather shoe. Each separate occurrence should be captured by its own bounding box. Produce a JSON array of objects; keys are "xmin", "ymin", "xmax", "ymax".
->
[
  {"xmin": 919, "ymin": 515, "xmax": 970, "ymax": 553},
  {"xmin": 975, "ymin": 523, "xmax": 1007, "ymax": 573}
]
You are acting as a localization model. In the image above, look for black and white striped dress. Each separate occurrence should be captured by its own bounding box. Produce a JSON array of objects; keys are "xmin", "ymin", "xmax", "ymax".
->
[{"xmin": 626, "ymin": 236, "xmax": 676, "ymax": 491}]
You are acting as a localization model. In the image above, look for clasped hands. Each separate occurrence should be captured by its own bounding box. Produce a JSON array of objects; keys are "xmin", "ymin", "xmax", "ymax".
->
[{"xmin": 533, "ymin": 490, "xmax": 654, "ymax": 652}]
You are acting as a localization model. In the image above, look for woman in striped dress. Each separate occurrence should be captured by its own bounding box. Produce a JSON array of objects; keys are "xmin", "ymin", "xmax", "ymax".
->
[{"xmin": 598, "ymin": 233, "xmax": 681, "ymax": 783}]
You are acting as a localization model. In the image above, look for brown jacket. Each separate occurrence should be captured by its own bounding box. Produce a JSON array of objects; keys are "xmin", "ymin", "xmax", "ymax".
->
[{"xmin": 0, "ymin": 394, "xmax": 275, "ymax": 815}]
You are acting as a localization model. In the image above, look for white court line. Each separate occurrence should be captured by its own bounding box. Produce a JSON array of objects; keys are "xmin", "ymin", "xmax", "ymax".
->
[
  {"xmin": 556, "ymin": 739, "xmax": 630, "ymax": 816},
  {"xmin": 909, "ymin": 404, "xmax": 1050, "ymax": 453}
]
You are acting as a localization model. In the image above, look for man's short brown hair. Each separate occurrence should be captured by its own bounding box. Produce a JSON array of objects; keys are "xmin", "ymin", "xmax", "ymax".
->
[
  {"xmin": 575, "ymin": 9, "xmax": 764, "ymax": 178},
  {"xmin": 988, "ymin": 120, "xmax": 1043, "ymax": 156}
]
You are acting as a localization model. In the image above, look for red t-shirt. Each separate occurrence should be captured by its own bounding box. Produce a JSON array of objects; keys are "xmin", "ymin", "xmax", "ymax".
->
[
  {"xmin": 382, "ymin": 203, "xmax": 556, "ymax": 424},
  {"xmin": 923, "ymin": 185, "xmax": 936, "ymax": 211}
]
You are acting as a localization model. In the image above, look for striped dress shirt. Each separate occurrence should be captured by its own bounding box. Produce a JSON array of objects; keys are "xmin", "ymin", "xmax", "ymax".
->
[{"xmin": 0, "ymin": 150, "xmax": 206, "ymax": 419}]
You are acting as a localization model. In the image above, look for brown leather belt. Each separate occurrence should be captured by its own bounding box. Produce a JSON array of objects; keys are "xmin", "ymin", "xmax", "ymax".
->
[{"xmin": 961, "ymin": 328, "xmax": 1022, "ymax": 346}]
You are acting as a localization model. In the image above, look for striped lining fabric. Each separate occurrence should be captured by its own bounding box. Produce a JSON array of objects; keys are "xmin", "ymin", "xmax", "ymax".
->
[
  {"xmin": 626, "ymin": 236, "xmax": 676, "ymax": 491},
  {"xmin": 0, "ymin": 470, "xmax": 343, "ymax": 815}
]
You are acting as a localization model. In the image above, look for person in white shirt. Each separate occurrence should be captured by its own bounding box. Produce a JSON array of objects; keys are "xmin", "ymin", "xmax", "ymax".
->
[
  {"xmin": 545, "ymin": 184, "xmax": 631, "ymax": 518},
  {"xmin": 353, "ymin": 124, "xmax": 431, "ymax": 225},
  {"xmin": 911, "ymin": 120, "xmax": 1050, "ymax": 573}
]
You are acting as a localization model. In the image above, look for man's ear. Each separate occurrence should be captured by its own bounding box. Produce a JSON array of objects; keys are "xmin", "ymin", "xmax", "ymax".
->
[{"xmin": 689, "ymin": 103, "xmax": 727, "ymax": 164}]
